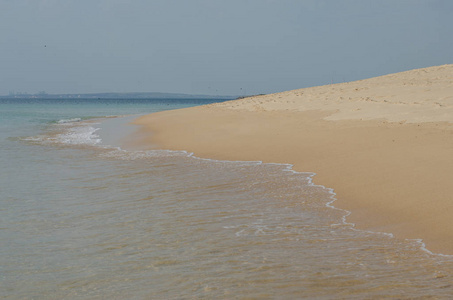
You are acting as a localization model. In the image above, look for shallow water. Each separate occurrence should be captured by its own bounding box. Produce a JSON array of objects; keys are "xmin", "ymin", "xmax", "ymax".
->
[{"xmin": 2, "ymin": 99, "xmax": 453, "ymax": 299}]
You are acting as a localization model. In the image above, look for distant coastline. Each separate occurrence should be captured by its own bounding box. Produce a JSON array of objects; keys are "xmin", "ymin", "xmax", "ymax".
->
[{"xmin": 0, "ymin": 92, "xmax": 237, "ymax": 100}]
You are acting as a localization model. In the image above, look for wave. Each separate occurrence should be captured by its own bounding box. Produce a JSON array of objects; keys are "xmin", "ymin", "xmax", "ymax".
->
[
  {"xmin": 21, "ymin": 118, "xmax": 102, "ymax": 146},
  {"xmin": 53, "ymin": 125, "xmax": 101, "ymax": 145},
  {"xmin": 56, "ymin": 118, "xmax": 82, "ymax": 124}
]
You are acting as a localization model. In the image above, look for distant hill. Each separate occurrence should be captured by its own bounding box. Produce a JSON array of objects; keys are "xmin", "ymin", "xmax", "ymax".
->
[{"xmin": 0, "ymin": 92, "xmax": 236, "ymax": 100}]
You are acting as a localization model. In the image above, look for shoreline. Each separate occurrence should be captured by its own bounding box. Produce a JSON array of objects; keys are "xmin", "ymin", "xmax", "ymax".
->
[{"xmin": 130, "ymin": 65, "xmax": 453, "ymax": 255}]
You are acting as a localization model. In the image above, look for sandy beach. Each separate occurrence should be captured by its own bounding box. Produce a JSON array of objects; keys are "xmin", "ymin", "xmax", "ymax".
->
[{"xmin": 132, "ymin": 64, "xmax": 453, "ymax": 255}]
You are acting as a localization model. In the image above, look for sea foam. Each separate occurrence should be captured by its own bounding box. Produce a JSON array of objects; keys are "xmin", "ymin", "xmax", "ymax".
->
[
  {"xmin": 53, "ymin": 125, "xmax": 101, "ymax": 145},
  {"xmin": 57, "ymin": 118, "xmax": 82, "ymax": 124}
]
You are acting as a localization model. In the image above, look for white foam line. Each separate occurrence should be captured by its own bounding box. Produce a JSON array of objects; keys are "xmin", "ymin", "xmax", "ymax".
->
[
  {"xmin": 260, "ymin": 160, "xmax": 453, "ymax": 258},
  {"xmin": 57, "ymin": 117, "xmax": 82, "ymax": 124},
  {"xmin": 172, "ymin": 151, "xmax": 453, "ymax": 257}
]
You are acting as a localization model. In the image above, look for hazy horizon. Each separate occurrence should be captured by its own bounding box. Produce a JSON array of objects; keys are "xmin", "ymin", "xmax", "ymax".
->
[
  {"xmin": 0, "ymin": 90, "xmax": 237, "ymax": 98},
  {"xmin": 1, "ymin": 0, "xmax": 452, "ymax": 96}
]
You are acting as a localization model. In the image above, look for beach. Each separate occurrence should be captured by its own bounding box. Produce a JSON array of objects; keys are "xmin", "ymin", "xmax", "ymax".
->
[
  {"xmin": 133, "ymin": 64, "xmax": 453, "ymax": 255},
  {"xmin": 4, "ymin": 91, "xmax": 453, "ymax": 298}
]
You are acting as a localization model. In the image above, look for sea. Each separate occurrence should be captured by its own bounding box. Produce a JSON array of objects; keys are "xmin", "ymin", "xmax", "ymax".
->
[{"xmin": 1, "ymin": 98, "xmax": 453, "ymax": 299}]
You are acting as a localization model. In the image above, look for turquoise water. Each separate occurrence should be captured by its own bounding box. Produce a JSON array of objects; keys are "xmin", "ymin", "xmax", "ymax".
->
[{"xmin": 2, "ymin": 98, "xmax": 453, "ymax": 299}]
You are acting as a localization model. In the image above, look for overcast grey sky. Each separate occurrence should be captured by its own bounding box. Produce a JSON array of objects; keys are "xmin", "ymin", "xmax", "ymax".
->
[{"xmin": 1, "ymin": 0, "xmax": 452, "ymax": 96}]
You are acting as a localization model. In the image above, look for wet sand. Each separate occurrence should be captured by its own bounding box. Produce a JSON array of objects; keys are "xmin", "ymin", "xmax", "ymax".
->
[{"xmin": 132, "ymin": 64, "xmax": 453, "ymax": 254}]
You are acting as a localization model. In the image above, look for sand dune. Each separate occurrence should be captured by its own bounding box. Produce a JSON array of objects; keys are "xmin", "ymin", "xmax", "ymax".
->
[
  {"xmin": 132, "ymin": 64, "xmax": 453, "ymax": 254},
  {"xmin": 215, "ymin": 64, "xmax": 453, "ymax": 122}
]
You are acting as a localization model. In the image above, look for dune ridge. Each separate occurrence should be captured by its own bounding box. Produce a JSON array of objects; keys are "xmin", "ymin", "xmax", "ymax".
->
[{"xmin": 214, "ymin": 64, "xmax": 453, "ymax": 123}]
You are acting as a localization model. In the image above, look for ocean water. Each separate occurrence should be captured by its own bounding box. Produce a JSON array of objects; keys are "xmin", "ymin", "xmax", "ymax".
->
[{"xmin": 1, "ymin": 98, "xmax": 453, "ymax": 299}]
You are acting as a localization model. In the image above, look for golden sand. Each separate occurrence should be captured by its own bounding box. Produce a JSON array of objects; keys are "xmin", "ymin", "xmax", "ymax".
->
[{"xmin": 132, "ymin": 64, "xmax": 453, "ymax": 254}]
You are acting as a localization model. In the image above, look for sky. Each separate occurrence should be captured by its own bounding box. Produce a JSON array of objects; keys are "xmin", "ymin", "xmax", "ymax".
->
[{"xmin": 1, "ymin": 0, "xmax": 452, "ymax": 96}]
